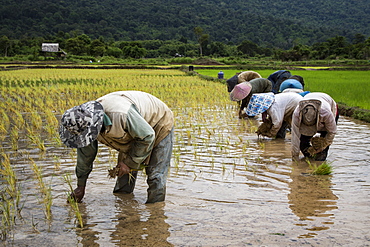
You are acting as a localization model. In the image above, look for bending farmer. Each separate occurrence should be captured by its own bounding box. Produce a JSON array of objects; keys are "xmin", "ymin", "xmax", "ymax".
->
[
  {"xmin": 291, "ymin": 92, "xmax": 338, "ymax": 161},
  {"xmin": 230, "ymin": 78, "xmax": 272, "ymax": 118},
  {"xmin": 246, "ymin": 92, "xmax": 303, "ymax": 139},
  {"xmin": 59, "ymin": 91, "xmax": 174, "ymax": 203}
]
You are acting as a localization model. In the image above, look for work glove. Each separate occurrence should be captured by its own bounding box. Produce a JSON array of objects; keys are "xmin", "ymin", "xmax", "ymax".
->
[
  {"xmin": 307, "ymin": 146, "xmax": 317, "ymax": 156},
  {"xmin": 311, "ymin": 137, "xmax": 330, "ymax": 153},
  {"xmin": 256, "ymin": 119, "xmax": 273, "ymax": 137}
]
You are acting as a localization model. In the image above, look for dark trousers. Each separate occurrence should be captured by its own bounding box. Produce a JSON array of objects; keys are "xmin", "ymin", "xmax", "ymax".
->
[
  {"xmin": 276, "ymin": 121, "xmax": 289, "ymax": 139},
  {"xmin": 113, "ymin": 128, "xmax": 174, "ymax": 203}
]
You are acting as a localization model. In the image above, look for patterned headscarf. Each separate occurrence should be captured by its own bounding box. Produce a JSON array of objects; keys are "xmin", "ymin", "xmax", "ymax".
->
[
  {"xmin": 245, "ymin": 93, "xmax": 275, "ymax": 116},
  {"xmin": 59, "ymin": 101, "xmax": 104, "ymax": 148}
]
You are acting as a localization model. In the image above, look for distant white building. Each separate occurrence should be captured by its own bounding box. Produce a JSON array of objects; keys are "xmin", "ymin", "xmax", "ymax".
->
[{"xmin": 41, "ymin": 43, "xmax": 67, "ymax": 57}]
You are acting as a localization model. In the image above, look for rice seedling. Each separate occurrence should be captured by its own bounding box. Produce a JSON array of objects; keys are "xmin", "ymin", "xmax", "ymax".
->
[
  {"xmin": 0, "ymin": 194, "xmax": 15, "ymax": 240},
  {"xmin": 26, "ymin": 132, "xmax": 46, "ymax": 152},
  {"xmin": 0, "ymin": 152, "xmax": 21, "ymax": 240},
  {"xmin": 9, "ymin": 126, "xmax": 19, "ymax": 151},
  {"xmin": 51, "ymin": 156, "xmax": 61, "ymax": 171},
  {"xmin": 258, "ymin": 141, "xmax": 265, "ymax": 149},
  {"xmin": 0, "ymin": 110, "xmax": 10, "ymax": 136},
  {"xmin": 308, "ymin": 160, "xmax": 333, "ymax": 175},
  {"xmin": 63, "ymin": 174, "xmax": 83, "ymax": 228},
  {"xmin": 29, "ymin": 111, "xmax": 43, "ymax": 130},
  {"xmin": 30, "ymin": 159, "xmax": 52, "ymax": 220},
  {"xmin": 30, "ymin": 215, "xmax": 40, "ymax": 234},
  {"xmin": 25, "ymin": 123, "xmax": 46, "ymax": 152},
  {"xmin": 9, "ymin": 109, "xmax": 25, "ymax": 130},
  {"xmin": 192, "ymin": 171, "xmax": 198, "ymax": 181}
]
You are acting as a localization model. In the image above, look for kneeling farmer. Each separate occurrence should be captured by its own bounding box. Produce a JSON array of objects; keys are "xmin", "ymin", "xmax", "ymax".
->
[{"xmin": 59, "ymin": 91, "xmax": 174, "ymax": 203}]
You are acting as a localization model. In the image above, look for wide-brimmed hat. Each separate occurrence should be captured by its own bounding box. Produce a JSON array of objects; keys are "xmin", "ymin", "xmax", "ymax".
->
[
  {"xmin": 298, "ymin": 99, "xmax": 321, "ymax": 136},
  {"xmin": 245, "ymin": 92, "xmax": 275, "ymax": 116},
  {"xmin": 59, "ymin": 101, "xmax": 104, "ymax": 148},
  {"xmin": 230, "ymin": 82, "xmax": 252, "ymax": 101}
]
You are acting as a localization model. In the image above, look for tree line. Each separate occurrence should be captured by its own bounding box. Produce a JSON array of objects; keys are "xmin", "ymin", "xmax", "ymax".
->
[
  {"xmin": 0, "ymin": 30, "xmax": 369, "ymax": 61},
  {"xmin": 1, "ymin": 0, "xmax": 369, "ymax": 52}
]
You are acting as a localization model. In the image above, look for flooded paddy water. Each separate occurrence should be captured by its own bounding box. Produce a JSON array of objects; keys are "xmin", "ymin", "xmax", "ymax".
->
[
  {"xmin": 2, "ymin": 108, "xmax": 370, "ymax": 246},
  {"xmin": 0, "ymin": 69, "xmax": 369, "ymax": 246}
]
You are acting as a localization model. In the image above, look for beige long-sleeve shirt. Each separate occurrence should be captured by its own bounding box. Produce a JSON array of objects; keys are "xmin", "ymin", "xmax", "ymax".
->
[{"xmin": 96, "ymin": 91, "xmax": 174, "ymax": 169}]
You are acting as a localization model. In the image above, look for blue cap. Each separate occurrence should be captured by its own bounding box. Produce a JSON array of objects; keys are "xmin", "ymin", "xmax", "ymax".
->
[{"xmin": 279, "ymin": 79, "xmax": 303, "ymax": 92}]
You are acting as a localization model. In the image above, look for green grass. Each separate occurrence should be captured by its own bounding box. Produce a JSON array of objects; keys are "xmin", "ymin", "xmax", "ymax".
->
[{"xmin": 197, "ymin": 69, "xmax": 370, "ymax": 110}]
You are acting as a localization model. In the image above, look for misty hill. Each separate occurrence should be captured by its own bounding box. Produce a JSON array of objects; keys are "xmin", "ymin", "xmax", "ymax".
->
[{"xmin": 0, "ymin": 0, "xmax": 369, "ymax": 49}]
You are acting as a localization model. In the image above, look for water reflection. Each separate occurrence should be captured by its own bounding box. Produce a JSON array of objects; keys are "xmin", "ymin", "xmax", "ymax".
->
[
  {"xmin": 288, "ymin": 161, "xmax": 338, "ymax": 238},
  {"xmin": 75, "ymin": 204, "xmax": 100, "ymax": 247},
  {"xmin": 258, "ymin": 134, "xmax": 339, "ymax": 239},
  {"xmin": 110, "ymin": 194, "xmax": 172, "ymax": 246}
]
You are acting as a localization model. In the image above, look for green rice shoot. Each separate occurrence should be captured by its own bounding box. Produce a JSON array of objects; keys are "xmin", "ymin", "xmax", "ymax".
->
[{"xmin": 309, "ymin": 161, "xmax": 333, "ymax": 175}]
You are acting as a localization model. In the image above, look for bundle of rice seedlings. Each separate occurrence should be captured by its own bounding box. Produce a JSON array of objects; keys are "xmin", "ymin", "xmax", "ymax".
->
[{"xmin": 310, "ymin": 161, "xmax": 333, "ymax": 175}]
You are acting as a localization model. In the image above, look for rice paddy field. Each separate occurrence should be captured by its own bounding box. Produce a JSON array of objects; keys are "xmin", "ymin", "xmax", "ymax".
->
[{"xmin": 0, "ymin": 68, "xmax": 370, "ymax": 246}]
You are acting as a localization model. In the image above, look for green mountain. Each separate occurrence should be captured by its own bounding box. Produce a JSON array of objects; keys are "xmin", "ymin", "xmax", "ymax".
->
[{"xmin": 0, "ymin": 0, "xmax": 369, "ymax": 49}]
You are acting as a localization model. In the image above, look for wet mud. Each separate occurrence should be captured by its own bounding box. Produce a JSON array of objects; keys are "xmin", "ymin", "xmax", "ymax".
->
[{"xmin": 2, "ymin": 108, "xmax": 370, "ymax": 246}]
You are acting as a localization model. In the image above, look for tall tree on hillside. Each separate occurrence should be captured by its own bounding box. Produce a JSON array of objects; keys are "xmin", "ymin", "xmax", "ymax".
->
[
  {"xmin": 0, "ymin": 35, "xmax": 11, "ymax": 57},
  {"xmin": 353, "ymin": 33, "xmax": 366, "ymax": 44},
  {"xmin": 89, "ymin": 39, "xmax": 106, "ymax": 57},
  {"xmin": 194, "ymin": 26, "xmax": 209, "ymax": 57},
  {"xmin": 237, "ymin": 40, "xmax": 259, "ymax": 57},
  {"xmin": 326, "ymin": 36, "xmax": 348, "ymax": 57},
  {"xmin": 65, "ymin": 34, "xmax": 91, "ymax": 55}
]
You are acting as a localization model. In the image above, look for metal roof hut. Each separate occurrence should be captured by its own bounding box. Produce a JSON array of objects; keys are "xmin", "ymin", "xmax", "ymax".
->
[{"xmin": 41, "ymin": 43, "xmax": 67, "ymax": 58}]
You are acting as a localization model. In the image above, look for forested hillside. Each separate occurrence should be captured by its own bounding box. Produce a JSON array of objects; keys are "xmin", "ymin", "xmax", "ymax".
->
[{"xmin": 0, "ymin": 0, "xmax": 369, "ymax": 49}]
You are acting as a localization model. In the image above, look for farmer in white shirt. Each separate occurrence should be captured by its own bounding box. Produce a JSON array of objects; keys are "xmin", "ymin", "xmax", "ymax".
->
[{"xmin": 246, "ymin": 92, "xmax": 302, "ymax": 139}]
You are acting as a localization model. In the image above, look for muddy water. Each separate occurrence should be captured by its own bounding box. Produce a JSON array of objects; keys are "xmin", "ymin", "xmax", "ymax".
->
[{"xmin": 3, "ymin": 107, "xmax": 370, "ymax": 246}]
